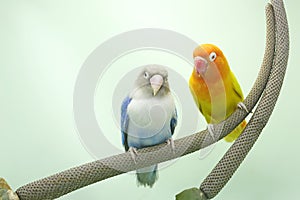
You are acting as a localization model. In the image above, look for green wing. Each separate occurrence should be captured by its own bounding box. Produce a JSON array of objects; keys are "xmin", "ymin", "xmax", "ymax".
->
[{"xmin": 230, "ymin": 71, "xmax": 244, "ymax": 101}]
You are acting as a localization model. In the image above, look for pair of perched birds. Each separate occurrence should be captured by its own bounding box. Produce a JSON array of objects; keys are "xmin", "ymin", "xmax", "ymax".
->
[{"xmin": 120, "ymin": 44, "xmax": 248, "ymax": 187}]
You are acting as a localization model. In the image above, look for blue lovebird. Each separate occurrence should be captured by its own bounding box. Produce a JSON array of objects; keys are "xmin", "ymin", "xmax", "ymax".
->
[{"xmin": 121, "ymin": 65, "xmax": 177, "ymax": 187}]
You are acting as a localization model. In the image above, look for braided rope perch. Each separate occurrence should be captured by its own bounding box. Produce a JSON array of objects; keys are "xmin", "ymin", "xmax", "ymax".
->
[{"xmin": 0, "ymin": 0, "xmax": 288, "ymax": 199}]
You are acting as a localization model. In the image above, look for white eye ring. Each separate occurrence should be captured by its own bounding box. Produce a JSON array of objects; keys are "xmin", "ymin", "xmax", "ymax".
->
[
  {"xmin": 209, "ymin": 52, "xmax": 217, "ymax": 62},
  {"xmin": 144, "ymin": 71, "xmax": 149, "ymax": 79}
]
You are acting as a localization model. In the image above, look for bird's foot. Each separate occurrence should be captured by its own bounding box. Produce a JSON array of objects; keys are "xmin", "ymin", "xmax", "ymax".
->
[
  {"xmin": 199, "ymin": 124, "xmax": 217, "ymax": 159},
  {"xmin": 128, "ymin": 147, "xmax": 138, "ymax": 164},
  {"xmin": 207, "ymin": 124, "xmax": 216, "ymax": 140},
  {"xmin": 237, "ymin": 102, "xmax": 250, "ymax": 113},
  {"xmin": 166, "ymin": 138, "xmax": 175, "ymax": 154}
]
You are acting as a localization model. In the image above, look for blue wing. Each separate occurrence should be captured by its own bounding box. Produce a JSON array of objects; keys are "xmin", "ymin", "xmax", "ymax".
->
[
  {"xmin": 121, "ymin": 96, "xmax": 132, "ymax": 151},
  {"xmin": 170, "ymin": 108, "xmax": 177, "ymax": 135}
]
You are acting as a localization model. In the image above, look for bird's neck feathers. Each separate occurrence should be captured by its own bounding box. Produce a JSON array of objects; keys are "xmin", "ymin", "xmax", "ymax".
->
[
  {"xmin": 190, "ymin": 68, "xmax": 232, "ymax": 98},
  {"xmin": 191, "ymin": 63, "xmax": 231, "ymax": 85}
]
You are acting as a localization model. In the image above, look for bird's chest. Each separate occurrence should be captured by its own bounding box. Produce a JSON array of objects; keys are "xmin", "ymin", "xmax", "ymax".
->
[
  {"xmin": 191, "ymin": 79, "xmax": 234, "ymax": 122},
  {"xmin": 126, "ymin": 96, "xmax": 175, "ymax": 147},
  {"xmin": 192, "ymin": 80, "xmax": 228, "ymax": 104}
]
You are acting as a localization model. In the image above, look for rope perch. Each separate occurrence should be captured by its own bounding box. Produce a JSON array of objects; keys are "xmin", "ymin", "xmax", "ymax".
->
[{"xmin": 1, "ymin": 0, "xmax": 289, "ymax": 199}]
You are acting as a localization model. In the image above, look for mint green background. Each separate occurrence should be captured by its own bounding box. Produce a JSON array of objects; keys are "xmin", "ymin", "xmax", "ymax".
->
[{"xmin": 0, "ymin": 0, "xmax": 298, "ymax": 199}]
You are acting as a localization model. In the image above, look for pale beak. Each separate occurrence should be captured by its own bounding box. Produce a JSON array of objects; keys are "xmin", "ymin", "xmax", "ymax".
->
[
  {"xmin": 150, "ymin": 74, "xmax": 163, "ymax": 96},
  {"xmin": 194, "ymin": 56, "xmax": 208, "ymax": 77}
]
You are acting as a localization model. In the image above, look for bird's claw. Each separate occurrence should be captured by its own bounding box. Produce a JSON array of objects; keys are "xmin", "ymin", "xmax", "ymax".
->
[
  {"xmin": 237, "ymin": 102, "xmax": 250, "ymax": 113},
  {"xmin": 199, "ymin": 124, "xmax": 217, "ymax": 159},
  {"xmin": 207, "ymin": 124, "xmax": 216, "ymax": 140},
  {"xmin": 129, "ymin": 147, "xmax": 138, "ymax": 164},
  {"xmin": 166, "ymin": 138, "xmax": 175, "ymax": 154}
]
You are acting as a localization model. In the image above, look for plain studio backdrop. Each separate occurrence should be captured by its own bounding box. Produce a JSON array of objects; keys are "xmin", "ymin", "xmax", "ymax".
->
[{"xmin": 0, "ymin": 0, "xmax": 299, "ymax": 199}]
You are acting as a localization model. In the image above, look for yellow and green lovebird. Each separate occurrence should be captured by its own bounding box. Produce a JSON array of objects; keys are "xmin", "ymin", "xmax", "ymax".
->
[{"xmin": 189, "ymin": 44, "xmax": 248, "ymax": 142}]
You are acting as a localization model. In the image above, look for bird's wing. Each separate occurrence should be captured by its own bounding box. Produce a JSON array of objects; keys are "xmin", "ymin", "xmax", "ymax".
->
[
  {"xmin": 230, "ymin": 71, "xmax": 244, "ymax": 101},
  {"xmin": 170, "ymin": 108, "xmax": 178, "ymax": 135},
  {"xmin": 121, "ymin": 96, "xmax": 132, "ymax": 151}
]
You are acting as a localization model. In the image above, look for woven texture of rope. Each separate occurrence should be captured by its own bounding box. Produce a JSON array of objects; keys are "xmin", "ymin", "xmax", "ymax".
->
[{"xmin": 15, "ymin": 0, "xmax": 289, "ymax": 199}]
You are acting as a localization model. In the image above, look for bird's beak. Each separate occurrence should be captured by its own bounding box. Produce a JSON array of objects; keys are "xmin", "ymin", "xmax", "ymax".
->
[
  {"xmin": 150, "ymin": 74, "xmax": 163, "ymax": 96},
  {"xmin": 194, "ymin": 56, "xmax": 208, "ymax": 77}
]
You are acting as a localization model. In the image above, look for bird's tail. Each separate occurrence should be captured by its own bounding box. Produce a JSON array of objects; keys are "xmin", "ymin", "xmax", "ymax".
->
[
  {"xmin": 224, "ymin": 120, "xmax": 247, "ymax": 142},
  {"xmin": 136, "ymin": 164, "xmax": 158, "ymax": 188}
]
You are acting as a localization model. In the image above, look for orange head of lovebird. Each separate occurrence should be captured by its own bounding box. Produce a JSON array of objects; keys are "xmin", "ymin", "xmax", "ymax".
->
[{"xmin": 193, "ymin": 44, "xmax": 230, "ymax": 81}]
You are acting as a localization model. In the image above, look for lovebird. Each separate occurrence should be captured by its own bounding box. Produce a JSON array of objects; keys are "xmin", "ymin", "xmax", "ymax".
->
[
  {"xmin": 189, "ymin": 44, "xmax": 248, "ymax": 142},
  {"xmin": 121, "ymin": 65, "xmax": 177, "ymax": 187}
]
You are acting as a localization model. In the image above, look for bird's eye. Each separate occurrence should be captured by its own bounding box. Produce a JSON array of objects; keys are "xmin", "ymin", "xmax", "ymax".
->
[
  {"xmin": 165, "ymin": 77, "xmax": 168, "ymax": 82},
  {"xmin": 144, "ymin": 72, "xmax": 149, "ymax": 79},
  {"xmin": 209, "ymin": 52, "xmax": 217, "ymax": 62}
]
